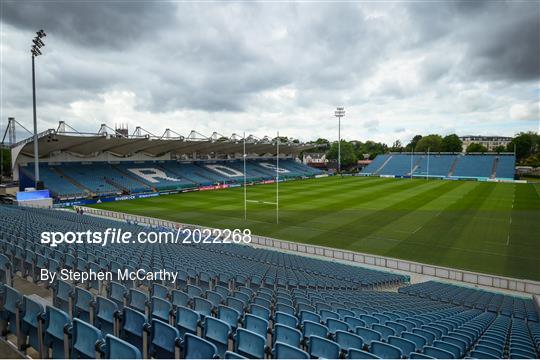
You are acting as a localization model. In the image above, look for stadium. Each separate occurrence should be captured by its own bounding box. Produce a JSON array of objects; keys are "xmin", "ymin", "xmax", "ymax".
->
[{"xmin": 1, "ymin": 2, "xmax": 540, "ymax": 360}]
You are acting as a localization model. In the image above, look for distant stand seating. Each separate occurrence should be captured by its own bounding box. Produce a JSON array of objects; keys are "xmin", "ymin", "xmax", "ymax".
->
[
  {"xmin": 19, "ymin": 159, "xmax": 323, "ymax": 200},
  {"xmin": 361, "ymin": 153, "xmax": 515, "ymax": 180}
]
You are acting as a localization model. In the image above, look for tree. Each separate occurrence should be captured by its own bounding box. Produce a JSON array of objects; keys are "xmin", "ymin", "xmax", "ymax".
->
[
  {"xmin": 405, "ymin": 135, "xmax": 423, "ymax": 151},
  {"xmin": 441, "ymin": 134, "xmax": 463, "ymax": 152},
  {"xmin": 507, "ymin": 132, "xmax": 539, "ymax": 161},
  {"xmin": 466, "ymin": 143, "xmax": 488, "ymax": 153},
  {"xmin": 415, "ymin": 134, "xmax": 443, "ymax": 152},
  {"xmin": 326, "ymin": 140, "xmax": 357, "ymax": 169},
  {"xmin": 390, "ymin": 140, "xmax": 404, "ymax": 152},
  {"xmin": 493, "ymin": 145, "xmax": 506, "ymax": 153}
]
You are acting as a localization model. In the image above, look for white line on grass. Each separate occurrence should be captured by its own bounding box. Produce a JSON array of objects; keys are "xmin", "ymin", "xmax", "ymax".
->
[{"xmin": 506, "ymin": 185, "xmax": 515, "ymax": 246}]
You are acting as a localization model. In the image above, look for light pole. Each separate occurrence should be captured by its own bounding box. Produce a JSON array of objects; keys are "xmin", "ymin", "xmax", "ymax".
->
[
  {"xmin": 31, "ymin": 29, "xmax": 46, "ymax": 187},
  {"xmin": 334, "ymin": 107, "xmax": 345, "ymax": 174}
]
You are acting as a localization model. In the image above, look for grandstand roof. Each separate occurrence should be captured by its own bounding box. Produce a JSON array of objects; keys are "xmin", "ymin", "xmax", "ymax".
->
[{"xmin": 11, "ymin": 124, "xmax": 317, "ymax": 158}]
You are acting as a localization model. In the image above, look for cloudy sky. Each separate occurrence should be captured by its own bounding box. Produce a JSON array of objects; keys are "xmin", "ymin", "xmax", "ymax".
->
[{"xmin": 1, "ymin": 1, "xmax": 539, "ymax": 145}]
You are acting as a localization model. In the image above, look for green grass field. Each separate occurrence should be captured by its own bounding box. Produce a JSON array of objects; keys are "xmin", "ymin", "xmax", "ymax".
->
[{"xmin": 91, "ymin": 177, "xmax": 540, "ymax": 281}]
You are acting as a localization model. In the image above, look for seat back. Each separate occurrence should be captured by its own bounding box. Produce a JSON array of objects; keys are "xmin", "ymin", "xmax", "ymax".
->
[
  {"xmin": 121, "ymin": 307, "xmax": 147, "ymax": 352},
  {"xmin": 150, "ymin": 296, "xmax": 172, "ymax": 323},
  {"xmin": 335, "ymin": 330, "xmax": 364, "ymax": 352},
  {"xmin": 356, "ymin": 327, "xmax": 382, "ymax": 345},
  {"xmin": 218, "ymin": 305, "xmax": 240, "ymax": 330},
  {"xmin": 372, "ymin": 324, "xmax": 395, "ymax": 341},
  {"xmin": 275, "ymin": 311, "xmax": 298, "ymax": 328},
  {"xmin": 235, "ymin": 328, "xmax": 266, "ymax": 359},
  {"xmin": 370, "ymin": 340, "xmax": 402, "ymax": 359},
  {"xmin": 388, "ymin": 336, "xmax": 416, "ymax": 357},
  {"xmin": 203, "ymin": 317, "xmax": 231, "ymax": 357},
  {"xmin": 95, "ymin": 296, "xmax": 118, "ymax": 336},
  {"xmin": 127, "ymin": 289, "xmax": 147, "ymax": 314},
  {"xmin": 309, "ymin": 335, "xmax": 340, "ymax": 359},
  {"xmin": 184, "ymin": 333, "xmax": 218, "ymax": 359},
  {"xmin": 402, "ymin": 331, "xmax": 427, "ymax": 351},
  {"xmin": 433, "ymin": 340, "xmax": 461, "ymax": 358},
  {"xmin": 244, "ymin": 314, "xmax": 268, "ymax": 339},
  {"xmin": 71, "ymin": 318, "xmax": 103, "ymax": 358},
  {"xmin": 74, "ymin": 287, "xmax": 93, "ymax": 323},
  {"xmin": 104, "ymin": 334, "xmax": 142, "ymax": 359},
  {"xmin": 175, "ymin": 305, "xmax": 200, "ymax": 337},
  {"xmin": 302, "ymin": 320, "xmax": 328, "ymax": 341},
  {"xmin": 273, "ymin": 341, "xmax": 309, "ymax": 359},
  {"xmin": 44, "ymin": 305, "xmax": 71, "ymax": 358},
  {"xmin": 273, "ymin": 324, "xmax": 301, "ymax": 348},
  {"xmin": 21, "ymin": 295, "xmax": 45, "ymax": 351},
  {"xmin": 149, "ymin": 319, "xmax": 180, "ymax": 359},
  {"xmin": 344, "ymin": 316, "xmax": 366, "ymax": 331}
]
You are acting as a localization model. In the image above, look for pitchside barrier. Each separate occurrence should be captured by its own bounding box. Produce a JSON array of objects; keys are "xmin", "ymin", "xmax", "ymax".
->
[{"xmin": 76, "ymin": 206, "xmax": 540, "ymax": 296}]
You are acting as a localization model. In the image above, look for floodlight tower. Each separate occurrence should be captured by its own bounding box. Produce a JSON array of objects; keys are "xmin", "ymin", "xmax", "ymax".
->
[
  {"xmin": 334, "ymin": 107, "xmax": 345, "ymax": 173},
  {"xmin": 31, "ymin": 29, "xmax": 46, "ymax": 187}
]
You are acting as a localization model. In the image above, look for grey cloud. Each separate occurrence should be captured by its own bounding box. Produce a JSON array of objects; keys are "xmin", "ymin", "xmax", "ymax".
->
[{"xmin": 2, "ymin": 0, "xmax": 176, "ymax": 49}]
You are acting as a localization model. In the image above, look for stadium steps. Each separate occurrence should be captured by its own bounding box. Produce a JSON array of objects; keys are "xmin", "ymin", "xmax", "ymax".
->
[
  {"xmin": 490, "ymin": 157, "xmax": 499, "ymax": 179},
  {"xmin": 447, "ymin": 156, "xmax": 460, "ymax": 177},
  {"xmin": 50, "ymin": 167, "xmax": 93, "ymax": 196},
  {"xmin": 110, "ymin": 164, "xmax": 157, "ymax": 191},
  {"xmin": 374, "ymin": 155, "xmax": 393, "ymax": 175},
  {"xmin": 408, "ymin": 156, "xmax": 423, "ymax": 176},
  {"xmin": 104, "ymin": 177, "xmax": 130, "ymax": 193}
]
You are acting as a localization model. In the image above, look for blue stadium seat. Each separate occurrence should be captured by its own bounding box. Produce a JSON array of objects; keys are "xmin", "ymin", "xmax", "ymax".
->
[
  {"xmin": 370, "ymin": 340, "xmax": 402, "ymax": 359},
  {"xmin": 345, "ymin": 316, "xmax": 366, "ymax": 331},
  {"xmin": 203, "ymin": 317, "xmax": 231, "ymax": 357},
  {"xmin": 388, "ymin": 335, "xmax": 415, "ymax": 357},
  {"xmin": 433, "ymin": 339, "xmax": 461, "ymax": 358},
  {"xmin": 244, "ymin": 313, "xmax": 269, "ymax": 339},
  {"xmin": 120, "ymin": 307, "xmax": 147, "ymax": 355},
  {"xmin": 20, "ymin": 295, "xmax": 45, "ymax": 353},
  {"xmin": 274, "ymin": 311, "xmax": 298, "ymax": 329},
  {"xmin": 150, "ymin": 296, "xmax": 172, "ymax": 323},
  {"xmin": 52, "ymin": 279, "xmax": 73, "ymax": 314},
  {"xmin": 42, "ymin": 305, "xmax": 70, "ymax": 358},
  {"xmin": 273, "ymin": 324, "xmax": 302, "ymax": 348},
  {"xmin": 356, "ymin": 327, "xmax": 382, "ymax": 346},
  {"xmin": 127, "ymin": 289, "xmax": 147, "ymax": 315},
  {"xmin": 309, "ymin": 335, "xmax": 340, "ymax": 359},
  {"xmin": 250, "ymin": 304, "xmax": 271, "ymax": 322},
  {"xmin": 183, "ymin": 333, "xmax": 219, "ymax": 359},
  {"xmin": 70, "ymin": 318, "xmax": 103, "ymax": 358},
  {"xmin": 100, "ymin": 334, "xmax": 142, "ymax": 359},
  {"xmin": 302, "ymin": 320, "xmax": 328, "ymax": 346},
  {"xmin": 273, "ymin": 341, "xmax": 310, "ymax": 359},
  {"xmin": 148, "ymin": 318, "xmax": 181, "ymax": 358},
  {"xmin": 95, "ymin": 296, "xmax": 118, "ymax": 336},
  {"xmin": 218, "ymin": 305, "xmax": 240, "ymax": 330},
  {"xmin": 372, "ymin": 324, "xmax": 395, "ymax": 342},
  {"xmin": 73, "ymin": 287, "xmax": 93, "ymax": 323},
  {"xmin": 107, "ymin": 282, "xmax": 127, "ymax": 310},
  {"xmin": 193, "ymin": 296, "xmax": 213, "ymax": 318},
  {"xmin": 176, "ymin": 305, "xmax": 200, "ymax": 337},
  {"xmin": 327, "ymin": 318, "xmax": 349, "ymax": 335},
  {"xmin": 0, "ymin": 284, "xmax": 22, "ymax": 336},
  {"xmin": 151, "ymin": 283, "xmax": 169, "ymax": 299},
  {"xmin": 235, "ymin": 328, "xmax": 267, "ymax": 358},
  {"xmin": 335, "ymin": 330, "xmax": 365, "ymax": 353},
  {"xmin": 171, "ymin": 289, "xmax": 190, "ymax": 309}
]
